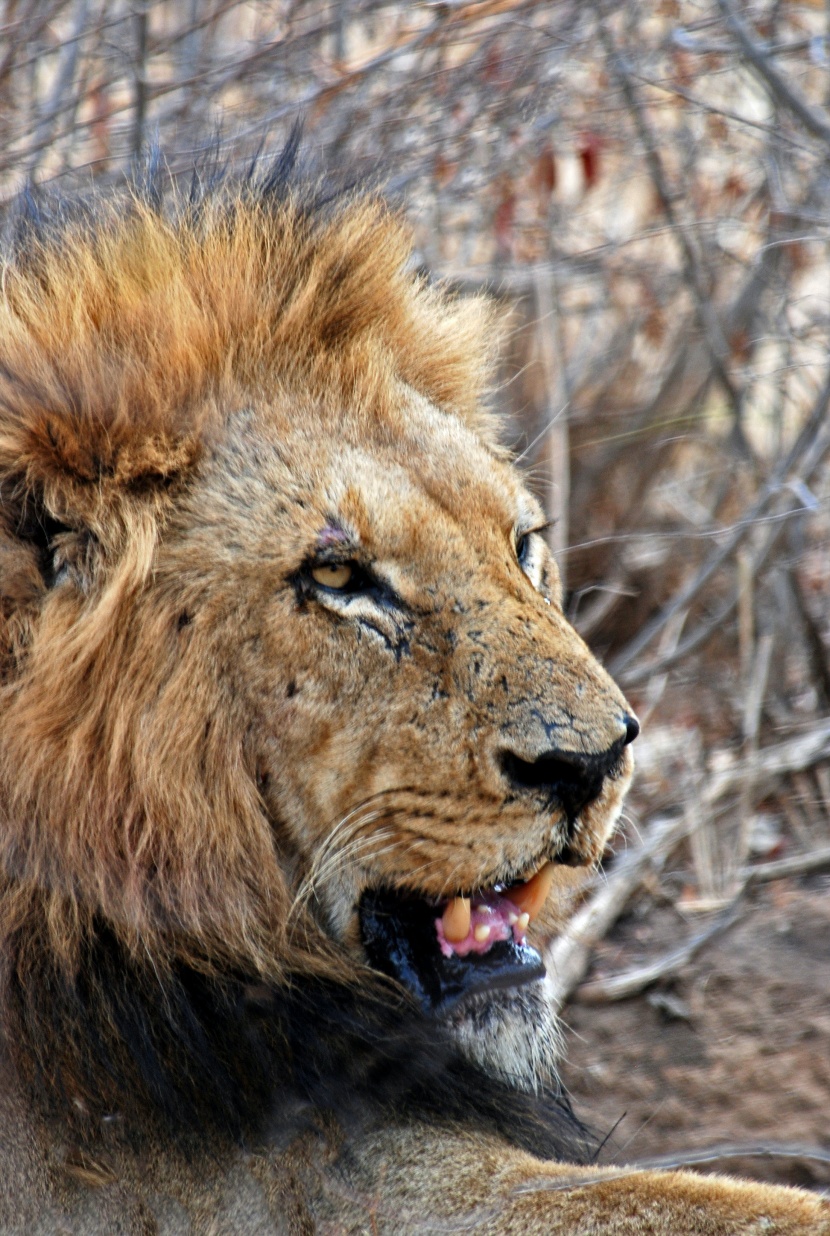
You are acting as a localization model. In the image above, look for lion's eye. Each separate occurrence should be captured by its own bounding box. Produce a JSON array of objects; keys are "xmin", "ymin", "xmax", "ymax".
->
[
  {"xmin": 516, "ymin": 533, "xmax": 531, "ymax": 568},
  {"xmin": 310, "ymin": 563, "xmax": 355, "ymax": 590}
]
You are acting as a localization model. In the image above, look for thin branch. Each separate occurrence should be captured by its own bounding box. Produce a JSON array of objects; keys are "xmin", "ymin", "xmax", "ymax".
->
[
  {"xmin": 596, "ymin": 11, "xmax": 746, "ymax": 432},
  {"xmin": 132, "ymin": 2, "xmax": 148, "ymax": 159},
  {"xmin": 718, "ymin": 0, "xmax": 830, "ymax": 148},
  {"xmin": 612, "ymin": 361, "xmax": 830, "ymax": 679},
  {"xmin": 633, "ymin": 1142, "xmax": 830, "ymax": 1172},
  {"xmin": 575, "ymin": 904, "xmax": 741, "ymax": 1004},
  {"xmin": 25, "ymin": 0, "xmax": 91, "ymax": 177},
  {"xmin": 743, "ymin": 844, "xmax": 830, "ymax": 886}
]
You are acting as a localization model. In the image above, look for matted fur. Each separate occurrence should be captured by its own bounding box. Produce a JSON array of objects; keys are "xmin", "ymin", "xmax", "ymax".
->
[{"xmin": 1, "ymin": 154, "xmax": 827, "ymax": 1236}]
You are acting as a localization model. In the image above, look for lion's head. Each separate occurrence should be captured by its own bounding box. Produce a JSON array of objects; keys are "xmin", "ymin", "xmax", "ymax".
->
[{"xmin": 0, "ymin": 153, "xmax": 636, "ymax": 1155}]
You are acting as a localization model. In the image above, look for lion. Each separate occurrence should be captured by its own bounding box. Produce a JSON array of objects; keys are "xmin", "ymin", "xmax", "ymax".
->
[{"xmin": 0, "ymin": 147, "xmax": 826, "ymax": 1236}]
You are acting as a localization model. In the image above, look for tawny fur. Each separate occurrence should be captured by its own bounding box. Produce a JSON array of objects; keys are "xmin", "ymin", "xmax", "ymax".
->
[{"xmin": 0, "ymin": 163, "xmax": 826, "ymax": 1234}]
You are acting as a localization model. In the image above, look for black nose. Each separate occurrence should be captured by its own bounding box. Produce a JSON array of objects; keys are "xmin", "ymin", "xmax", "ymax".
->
[
  {"xmin": 500, "ymin": 734, "xmax": 628, "ymax": 822},
  {"xmin": 624, "ymin": 713, "xmax": 640, "ymax": 744}
]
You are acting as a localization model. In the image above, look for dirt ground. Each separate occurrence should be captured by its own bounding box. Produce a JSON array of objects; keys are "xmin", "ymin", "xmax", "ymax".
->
[{"xmin": 560, "ymin": 876, "xmax": 830, "ymax": 1192}]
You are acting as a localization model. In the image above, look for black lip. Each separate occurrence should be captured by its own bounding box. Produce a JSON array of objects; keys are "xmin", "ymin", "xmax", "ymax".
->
[{"xmin": 359, "ymin": 888, "xmax": 546, "ymax": 1015}]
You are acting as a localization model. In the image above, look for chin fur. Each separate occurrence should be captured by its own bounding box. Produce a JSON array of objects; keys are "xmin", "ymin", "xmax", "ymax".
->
[{"xmin": 445, "ymin": 975, "xmax": 563, "ymax": 1094}]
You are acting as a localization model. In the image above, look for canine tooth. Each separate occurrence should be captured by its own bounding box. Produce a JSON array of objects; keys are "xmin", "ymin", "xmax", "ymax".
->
[
  {"xmin": 473, "ymin": 923, "xmax": 491, "ymax": 943},
  {"xmin": 510, "ymin": 861, "xmax": 556, "ymax": 921},
  {"xmin": 507, "ymin": 911, "xmax": 518, "ymax": 925},
  {"xmin": 442, "ymin": 896, "xmax": 471, "ymax": 943},
  {"xmin": 516, "ymin": 912, "xmax": 530, "ymax": 932}
]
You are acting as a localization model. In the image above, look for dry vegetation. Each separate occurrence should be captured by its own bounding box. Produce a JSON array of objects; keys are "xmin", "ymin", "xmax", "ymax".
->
[{"xmin": 2, "ymin": 0, "xmax": 829, "ymax": 1190}]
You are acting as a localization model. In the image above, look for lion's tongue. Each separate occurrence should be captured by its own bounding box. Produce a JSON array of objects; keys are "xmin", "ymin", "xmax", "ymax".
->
[{"xmin": 437, "ymin": 862, "xmax": 556, "ymax": 959}]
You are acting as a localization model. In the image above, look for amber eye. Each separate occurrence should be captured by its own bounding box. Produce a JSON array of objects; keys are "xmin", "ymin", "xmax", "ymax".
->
[{"xmin": 310, "ymin": 563, "xmax": 354, "ymax": 590}]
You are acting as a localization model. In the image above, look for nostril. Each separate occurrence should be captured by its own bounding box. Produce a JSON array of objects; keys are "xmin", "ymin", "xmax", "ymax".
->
[
  {"xmin": 623, "ymin": 714, "xmax": 640, "ymax": 745},
  {"xmin": 501, "ymin": 750, "xmax": 590, "ymax": 794},
  {"xmin": 500, "ymin": 745, "xmax": 615, "ymax": 822}
]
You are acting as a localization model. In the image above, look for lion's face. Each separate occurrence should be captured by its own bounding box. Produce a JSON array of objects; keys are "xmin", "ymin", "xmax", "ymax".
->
[
  {"xmin": 0, "ymin": 183, "xmax": 635, "ymax": 1106},
  {"xmin": 154, "ymin": 382, "xmax": 636, "ymax": 1079}
]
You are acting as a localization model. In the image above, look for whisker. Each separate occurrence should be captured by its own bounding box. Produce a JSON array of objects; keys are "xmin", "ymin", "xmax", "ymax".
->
[
  {"xmin": 514, "ymin": 403, "xmax": 570, "ymax": 465},
  {"xmin": 294, "ymin": 821, "xmax": 393, "ymax": 908}
]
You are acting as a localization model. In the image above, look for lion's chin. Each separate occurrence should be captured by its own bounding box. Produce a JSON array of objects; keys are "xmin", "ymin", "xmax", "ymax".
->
[{"xmin": 445, "ymin": 978, "xmax": 564, "ymax": 1093}]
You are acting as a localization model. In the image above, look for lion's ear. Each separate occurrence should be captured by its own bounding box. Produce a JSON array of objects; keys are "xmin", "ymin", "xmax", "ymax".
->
[
  {"xmin": 2, "ymin": 403, "xmax": 197, "ymax": 575},
  {"xmin": 1, "ymin": 483, "xmax": 71, "ymax": 597},
  {"xmin": 0, "ymin": 196, "xmax": 210, "ymax": 614},
  {"xmin": 0, "ymin": 460, "xmax": 89, "ymax": 682}
]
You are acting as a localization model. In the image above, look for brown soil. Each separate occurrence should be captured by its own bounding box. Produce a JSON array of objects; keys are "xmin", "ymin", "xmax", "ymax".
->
[{"xmin": 560, "ymin": 876, "xmax": 830, "ymax": 1191}]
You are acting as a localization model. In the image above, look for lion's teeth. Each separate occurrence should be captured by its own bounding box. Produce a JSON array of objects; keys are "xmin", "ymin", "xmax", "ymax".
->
[
  {"xmin": 442, "ymin": 896, "xmax": 471, "ymax": 943},
  {"xmin": 509, "ymin": 861, "xmax": 556, "ymax": 921},
  {"xmin": 473, "ymin": 923, "xmax": 491, "ymax": 943},
  {"xmin": 516, "ymin": 911, "xmax": 530, "ymax": 932}
]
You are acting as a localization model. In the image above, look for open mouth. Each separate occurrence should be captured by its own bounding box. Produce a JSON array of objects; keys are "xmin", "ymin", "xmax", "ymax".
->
[{"xmin": 359, "ymin": 863, "xmax": 556, "ymax": 1015}]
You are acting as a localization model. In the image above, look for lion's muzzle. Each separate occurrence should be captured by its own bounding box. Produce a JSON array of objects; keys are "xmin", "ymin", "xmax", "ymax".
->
[{"xmin": 356, "ymin": 716, "xmax": 639, "ymax": 1015}]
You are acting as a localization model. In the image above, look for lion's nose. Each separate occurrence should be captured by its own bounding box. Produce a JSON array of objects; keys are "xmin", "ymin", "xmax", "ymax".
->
[{"xmin": 499, "ymin": 716, "xmax": 637, "ymax": 822}]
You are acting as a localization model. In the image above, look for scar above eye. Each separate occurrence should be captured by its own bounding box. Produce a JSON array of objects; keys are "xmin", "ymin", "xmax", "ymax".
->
[{"xmin": 317, "ymin": 522, "xmax": 351, "ymax": 549}]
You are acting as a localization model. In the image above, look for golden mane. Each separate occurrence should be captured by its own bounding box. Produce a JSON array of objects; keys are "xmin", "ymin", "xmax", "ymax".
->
[{"xmin": 0, "ymin": 175, "xmax": 493, "ymax": 507}]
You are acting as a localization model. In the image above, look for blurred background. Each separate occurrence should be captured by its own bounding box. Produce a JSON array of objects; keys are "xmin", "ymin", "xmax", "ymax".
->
[{"xmin": 2, "ymin": 0, "xmax": 829, "ymax": 1190}]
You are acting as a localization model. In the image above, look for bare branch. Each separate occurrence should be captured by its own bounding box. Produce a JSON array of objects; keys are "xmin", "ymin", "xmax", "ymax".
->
[
  {"xmin": 612, "ymin": 362, "xmax": 830, "ymax": 680},
  {"xmin": 575, "ymin": 904, "xmax": 741, "ymax": 1004},
  {"xmin": 718, "ymin": 0, "xmax": 830, "ymax": 148},
  {"xmin": 633, "ymin": 1142, "xmax": 830, "ymax": 1172},
  {"xmin": 743, "ymin": 844, "xmax": 830, "ymax": 886},
  {"xmin": 596, "ymin": 12, "xmax": 746, "ymax": 433}
]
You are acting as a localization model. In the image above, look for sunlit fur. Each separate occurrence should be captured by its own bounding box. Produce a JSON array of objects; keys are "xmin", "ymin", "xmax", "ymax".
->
[{"xmin": 2, "ymin": 165, "xmax": 823, "ymax": 1235}]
